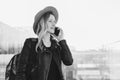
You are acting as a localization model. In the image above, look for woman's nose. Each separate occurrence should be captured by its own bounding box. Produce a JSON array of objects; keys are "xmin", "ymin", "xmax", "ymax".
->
[{"xmin": 52, "ymin": 21, "xmax": 56, "ymax": 26}]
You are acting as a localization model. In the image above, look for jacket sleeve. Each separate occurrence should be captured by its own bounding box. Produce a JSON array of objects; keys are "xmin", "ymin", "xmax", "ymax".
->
[
  {"xmin": 15, "ymin": 39, "xmax": 31, "ymax": 80},
  {"xmin": 59, "ymin": 40, "xmax": 73, "ymax": 66}
]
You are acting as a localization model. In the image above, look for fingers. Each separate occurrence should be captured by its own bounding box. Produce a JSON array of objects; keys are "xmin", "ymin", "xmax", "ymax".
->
[
  {"xmin": 58, "ymin": 28, "xmax": 64, "ymax": 41},
  {"xmin": 58, "ymin": 27, "xmax": 63, "ymax": 35}
]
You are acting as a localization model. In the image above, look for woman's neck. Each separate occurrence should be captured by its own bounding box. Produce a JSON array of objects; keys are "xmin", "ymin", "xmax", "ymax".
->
[
  {"xmin": 43, "ymin": 33, "xmax": 50, "ymax": 41},
  {"xmin": 42, "ymin": 33, "xmax": 51, "ymax": 47}
]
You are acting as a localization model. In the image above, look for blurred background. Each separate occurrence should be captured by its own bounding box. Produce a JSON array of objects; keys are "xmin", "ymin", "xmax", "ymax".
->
[{"xmin": 1, "ymin": 0, "xmax": 120, "ymax": 80}]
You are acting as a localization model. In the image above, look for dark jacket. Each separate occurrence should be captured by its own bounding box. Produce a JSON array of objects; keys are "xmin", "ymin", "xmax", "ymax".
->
[{"xmin": 15, "ymin": 37, "xmax": 73, "ymax": 80}]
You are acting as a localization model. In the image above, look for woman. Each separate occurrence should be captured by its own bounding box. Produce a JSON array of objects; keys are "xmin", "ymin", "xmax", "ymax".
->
[{"xmin": 15, "ymin": 6, "xmax": 73, "ymax": 80}]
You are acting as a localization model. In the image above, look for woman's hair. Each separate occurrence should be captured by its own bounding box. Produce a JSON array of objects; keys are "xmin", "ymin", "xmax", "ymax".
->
[{"xmin": 35, "ymin": 12, "xmax": 53, "ymax": 52}]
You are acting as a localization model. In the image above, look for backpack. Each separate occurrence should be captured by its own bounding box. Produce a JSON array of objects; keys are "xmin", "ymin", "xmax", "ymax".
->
[{"xmin": 5, "ymin": 53, "xmax": 21, "ymax": 80}]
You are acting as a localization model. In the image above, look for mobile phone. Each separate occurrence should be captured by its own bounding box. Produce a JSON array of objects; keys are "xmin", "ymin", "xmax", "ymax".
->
[{"xmin": 54, "ymin": 27, "xmax": 60, "ymax": 36}]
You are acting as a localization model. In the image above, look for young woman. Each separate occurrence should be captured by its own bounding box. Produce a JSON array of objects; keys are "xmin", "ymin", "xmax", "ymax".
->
[{"xmin": 15, "ymin": 6, "xmax": 73, "ymax": 80}]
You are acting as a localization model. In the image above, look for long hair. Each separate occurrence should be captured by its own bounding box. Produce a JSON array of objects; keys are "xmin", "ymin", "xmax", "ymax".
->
[{"xmin": 35, "ymin": 12, "xmax": 53, "ymax": 52}]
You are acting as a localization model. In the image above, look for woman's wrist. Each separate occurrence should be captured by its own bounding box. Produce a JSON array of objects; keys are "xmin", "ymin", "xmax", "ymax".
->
[{"xmin": 58, "ymin": 38, "xmax": 65, "ymax": 42}]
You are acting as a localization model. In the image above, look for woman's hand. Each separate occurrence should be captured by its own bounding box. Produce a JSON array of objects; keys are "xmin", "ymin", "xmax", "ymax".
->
[
  {"xmin": 56, "ymin": 28, "xmax": 64, "ymax": 41},
  {"xmin": 50, "ymin": 27, "xmax": 64, "ymax": 42}
]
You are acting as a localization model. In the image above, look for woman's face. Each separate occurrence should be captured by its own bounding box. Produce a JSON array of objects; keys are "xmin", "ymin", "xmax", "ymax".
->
[{"xmin": 46, "ymin": 14, "xmax": 56, "ymax": 34}]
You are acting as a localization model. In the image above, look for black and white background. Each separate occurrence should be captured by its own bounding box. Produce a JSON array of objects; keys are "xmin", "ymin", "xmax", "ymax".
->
[{"xmin": 0, "ymin": 0, "xmax": 120, "ymax": 80}]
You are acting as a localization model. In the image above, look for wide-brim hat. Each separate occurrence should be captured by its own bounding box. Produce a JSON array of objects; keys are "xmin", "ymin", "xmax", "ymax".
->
[{"xmin": 33, "ymin": 6, "xmax": 59, "ymax": 34}]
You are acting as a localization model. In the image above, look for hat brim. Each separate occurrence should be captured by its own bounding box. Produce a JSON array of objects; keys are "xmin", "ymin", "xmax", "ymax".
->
[{"xmin": 33, "ymin": 6, "xmax": 58, "ymax": 34}]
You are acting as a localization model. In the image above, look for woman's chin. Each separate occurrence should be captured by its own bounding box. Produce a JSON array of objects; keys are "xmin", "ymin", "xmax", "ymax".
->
[{"xmin": 48, "ymin": 31, "xmax": 54, "ymax": 34}]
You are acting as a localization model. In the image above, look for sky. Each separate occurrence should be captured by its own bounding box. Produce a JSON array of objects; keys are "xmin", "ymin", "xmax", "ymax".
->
[{"xmin": 0, "ymin": 0, "xmax": 120, "ymax": 51}]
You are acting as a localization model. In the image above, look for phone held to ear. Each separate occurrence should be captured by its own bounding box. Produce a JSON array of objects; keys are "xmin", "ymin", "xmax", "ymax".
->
[{"xmin": 54, "ymin": 27, "xmax": 60, "ymax": 36}]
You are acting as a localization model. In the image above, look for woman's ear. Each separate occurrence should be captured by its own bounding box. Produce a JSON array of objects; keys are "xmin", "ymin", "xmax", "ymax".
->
[{"xmin": 40, "ymin": 19, "xmax": 44, "ymax": 27}]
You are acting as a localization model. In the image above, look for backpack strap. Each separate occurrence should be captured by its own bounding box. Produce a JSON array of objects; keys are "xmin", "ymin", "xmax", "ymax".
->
[{"xmin": 5, "ymin": 54, "xmax": 18, "ymax": 80}]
